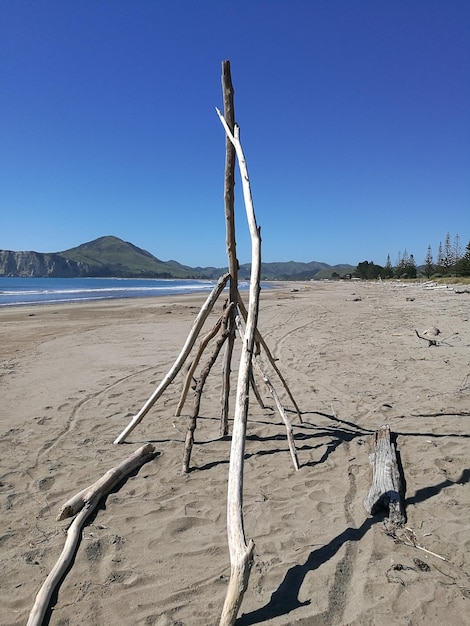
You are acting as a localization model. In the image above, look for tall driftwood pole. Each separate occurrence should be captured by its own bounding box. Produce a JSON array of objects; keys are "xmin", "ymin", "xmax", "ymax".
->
[
  {"xmin": 220, "ymin": 60, "xmax": 238, "ymax": 436},
  {"xmin": 217, "ymin": 109, "xmax": 259, "ymax": 626}
]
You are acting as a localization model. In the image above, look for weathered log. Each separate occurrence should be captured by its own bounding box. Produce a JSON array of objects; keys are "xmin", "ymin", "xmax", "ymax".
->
[
  {"xmin": 216, "ymin": 108, "xmax": 259, "ymax": 626},
  {"xmin": 27, "ymin": 444, "xmax": 156, "ymax": 626},
  {"xmin": 113, "ymin": 273, "xmax": 230, "ymax": 444},
  {"xmin": 364, "ymin": 425, "xmax": 405, "ymax": 527},
  {"xmin": 182, "ymin": 304, "xmax": 234, "ymax": 473}
]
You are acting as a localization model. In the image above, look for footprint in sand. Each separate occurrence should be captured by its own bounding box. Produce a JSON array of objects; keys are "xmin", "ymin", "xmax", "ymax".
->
[{"xmin": 38, "ymin": 476, "xmax": 55, "ymax": 491}]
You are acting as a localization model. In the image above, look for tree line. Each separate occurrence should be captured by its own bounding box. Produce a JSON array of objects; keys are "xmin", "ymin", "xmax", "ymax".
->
[{"xmin": 353, "ymin": 232, "xmax": 470, "ymax": 280}]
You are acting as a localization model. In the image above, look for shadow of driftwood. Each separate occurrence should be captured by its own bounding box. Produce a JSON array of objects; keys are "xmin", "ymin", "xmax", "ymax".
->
[
  {"xmin": 237, "ymin": 516, "xmax": 377, "ymax": 625},
  {"xmin": 237, "ymin": 464, "xmax": 468, "ymax": 625},
  {"xmin": 407, "ymin": 468, "xmax": 470, "ymax": 505},
  {"xmin": 235, "ymin": 416, "xmax": 468, "ymax": 625}
]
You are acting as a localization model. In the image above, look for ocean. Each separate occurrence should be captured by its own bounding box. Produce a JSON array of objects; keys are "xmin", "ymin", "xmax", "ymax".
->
[{"xmin": 0, "ymin": 277, "xmax": 240, "ymax": 307}]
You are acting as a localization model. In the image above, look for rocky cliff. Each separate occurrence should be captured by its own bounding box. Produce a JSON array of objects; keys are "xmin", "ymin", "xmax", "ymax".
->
[{"xmin": 0, "ymin": 251, "xmax": 85, "ymax": 277}]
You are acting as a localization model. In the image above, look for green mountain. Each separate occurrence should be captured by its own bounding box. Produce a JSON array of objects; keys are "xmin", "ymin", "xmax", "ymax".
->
[
  {"xmin": 0, "ymin": 236, "xmax": 354, "ymax": 279},
  {"xmin": 60, "ymin": 236, "xmax": 195, "ymax": 278}
]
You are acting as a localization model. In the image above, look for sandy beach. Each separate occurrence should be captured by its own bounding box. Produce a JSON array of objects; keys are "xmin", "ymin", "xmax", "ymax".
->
[{"xmin": 1, "ymin": 280, "xmax": 469, "ymax": 625}]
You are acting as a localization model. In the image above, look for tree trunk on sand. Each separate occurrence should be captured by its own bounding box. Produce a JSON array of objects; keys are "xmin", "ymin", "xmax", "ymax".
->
[{"xmin": 364, "ymin": 425, "xmax": 406, "ymax": 527}]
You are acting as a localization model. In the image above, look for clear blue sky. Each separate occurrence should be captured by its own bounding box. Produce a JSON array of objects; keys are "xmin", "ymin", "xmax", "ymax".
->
[{"xmin": 1, "ymin": 1, "xmax": 469, "ymax": 268}]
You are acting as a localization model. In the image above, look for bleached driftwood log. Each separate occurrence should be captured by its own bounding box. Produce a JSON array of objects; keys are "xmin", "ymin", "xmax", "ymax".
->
[
  {"xmin": 114, "ymin": 273, "xmax": 230, "ymax": 444},
  {"xmin": 216, "ymin": 109, "xmax": 258, "ymax": 626},
  {"xmin": 27, "ymin": 444, "xmax": 156, "ymax": 626},
  {"xmin": 363, "ymin": 425, "xmax": 405, "ymax": 527}
]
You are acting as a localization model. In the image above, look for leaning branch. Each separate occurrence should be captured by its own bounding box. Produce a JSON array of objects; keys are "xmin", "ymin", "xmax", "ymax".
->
[
  {"xmin": 182, "ymin": 303, "xmax": 234, "ymax": 473},
  {"xmin": 234, "ymin": 310, "xmax": 300, "ymax": 471},
  {"xmin": 175, "ymin": 314, "xmax": 224, "ymax": 417},
  {"xmin": 114, "ymin": 273, "xmax": 230, "ymax": 443},
  {"xmin": 237, "ymin": 294, "xmax": 302, "ymax": 422}
]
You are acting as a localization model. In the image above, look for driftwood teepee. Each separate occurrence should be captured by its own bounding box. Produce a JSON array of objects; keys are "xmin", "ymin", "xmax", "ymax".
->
[{"xmin": 113, "ymin": 60, "xmax": 301, "ymax": 625}]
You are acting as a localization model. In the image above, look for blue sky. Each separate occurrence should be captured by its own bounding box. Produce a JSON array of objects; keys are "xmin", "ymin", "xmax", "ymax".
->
[{"xmin": 1, "ymin": 1, "xmax": 469, "ymax": 267}]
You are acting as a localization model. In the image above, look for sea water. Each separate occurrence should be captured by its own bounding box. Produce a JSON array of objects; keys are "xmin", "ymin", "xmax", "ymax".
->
[{"xmin": 0, "ymin": 277, "xmax": 235, "ymax": 307}]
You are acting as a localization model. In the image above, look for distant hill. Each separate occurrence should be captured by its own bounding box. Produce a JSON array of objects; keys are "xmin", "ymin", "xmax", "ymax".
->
[
  {"xmin": 0, "ymin": 236, "xmax": 354, "ymax": 279},
  {"xmin": 60, "ymin": 236, "xmax": 195, "ymax": 278}
]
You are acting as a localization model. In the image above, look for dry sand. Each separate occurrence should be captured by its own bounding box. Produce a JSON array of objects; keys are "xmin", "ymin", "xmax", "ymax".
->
[{"xmin": 1, "ymin": 281, "xmax": 469, "ymax": 625}]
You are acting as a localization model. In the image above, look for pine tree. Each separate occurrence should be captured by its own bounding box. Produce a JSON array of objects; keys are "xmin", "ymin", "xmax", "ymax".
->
[
  {"xmin": 407, "ymin": 254, "xmax": 417, "ymax": 279},
  {"xmin": 443, "ymin": 232, "xmax": 454, "ymax": 274},
  {"xmin": 424, "ymin": 245, "xmax": 434, "ymax": 278},
  {"xmin": 436, "ymin": 242, "xmax": 444, "ymax": 274},
  {"xmin": 383, "ymin": 254, "xmax": 394, "ymax": 278},
  {"xmin": 453, "ymin": 233, "xmax": 462, "ymax": 264},
  {"xmin": 395, "ymin": 249, "xmax": 409, "ymax": 278},
  {"xmin": 455, "ymin": 241, "xmax": 470, "ymax": 276}
]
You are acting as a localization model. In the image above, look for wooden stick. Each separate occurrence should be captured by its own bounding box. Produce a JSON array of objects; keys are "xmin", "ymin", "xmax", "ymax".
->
[
  {"xmin": 220, "ymin": 60, "xmax": 238, "ymax": 437},
  {"xmin": 27, "ymin": 444, "xmax": 156, "ymax": 626},
  {"xmin": 216, "ymin": 109, "xmax": 258, "ymax": 626},
  {"xmin": 220, "ymin": 325, "xmax": 235, "ymax": 436},
  {"xmin": 234, "ymin": 310, "xmax": 300, "ymax": 471},
  {"xmin": 182, "ymin": 304, "xmax": 234, "ymax": 473},
  {"xmin": 363, "ymin": 425, "xmax": 405, "ymax": 527},
  {"xmin": 175, "ymin": 314, "xmax": 223, "ymax": 417},
  {"xmin": 113, "ymin": 273, "xmax": 230, "ymax": 444},
  {"xmin": 249, "ymin": 368, "xmax": 267, "ymax": 410},
  {"xmin": 237, "ymin": 293, "xmax": 303, "ymax": 422}
]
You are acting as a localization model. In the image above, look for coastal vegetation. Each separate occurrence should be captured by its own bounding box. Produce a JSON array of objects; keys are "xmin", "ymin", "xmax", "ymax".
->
[{"xmin": 353, "ymin": 232, "xmax": 470, "ymax": 280}]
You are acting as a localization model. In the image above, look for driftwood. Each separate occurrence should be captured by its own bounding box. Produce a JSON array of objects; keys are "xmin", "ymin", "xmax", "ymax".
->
[
  {"xmin": 27, "ymin": 444, "xmax": 156, "ymax": 626},
  {"xmin": 237, "ymin": 293, "xmax": 302, "ymax": 422},
  {"xmin": 364, "ymin": 425, "xmax": 405, "ymax": 527},
  {"xmin": 415, "ymin": 326, "xmax": 440, "ymax": 347},
  {"xmin": 175, "ymin": 313, "xmax": 224, "ymax": 417},
  {"xmin": 220, "ymin": 60, "xmax": 238, "ymax": 437},
  {"xmin": 216, "ymin": 107, "xmax": 258, "ymax": 626},
  {"xmin": 113, "ymin": 273, "xmax": 230, "ymax": 444},
  {"xmin": 249, "ymin": 368, "xmax": 267, "ymax": 410},
  {"xmin": 234, "ymin": 310, "xmax": 300, "ymax": 471},
  {"xmin": 182, "ymin": 303, "xmax": 234, "ymax": 473}
]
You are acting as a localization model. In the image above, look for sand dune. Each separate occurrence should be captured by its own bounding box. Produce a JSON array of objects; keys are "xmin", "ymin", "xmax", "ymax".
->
[{"xmin": 1, "ymin": 281, "xmax": 469, "ymax": 625}]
